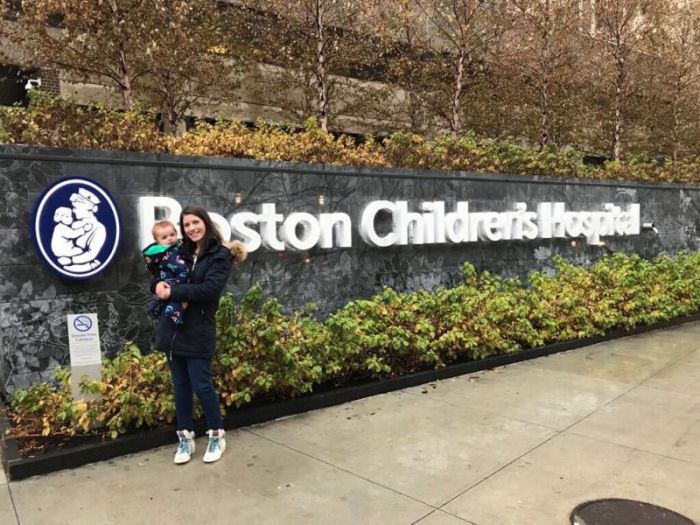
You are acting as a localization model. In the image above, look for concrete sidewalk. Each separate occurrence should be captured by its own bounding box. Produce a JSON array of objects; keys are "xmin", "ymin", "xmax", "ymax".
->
[{"xmin": 2, "ymin": 322, "xmax": 699, "ymax": 525}]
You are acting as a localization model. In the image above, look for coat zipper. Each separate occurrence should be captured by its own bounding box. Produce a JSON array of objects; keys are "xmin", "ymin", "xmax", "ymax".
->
[{"xmin": 169, "ymin": 330, "xmax": 177, "ymax": 361}]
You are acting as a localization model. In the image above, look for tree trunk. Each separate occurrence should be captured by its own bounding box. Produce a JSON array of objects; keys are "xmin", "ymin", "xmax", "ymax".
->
[
  {"xmin": 118, "ymin": 49, "xmax": 133, "ymax": 111},
  {"xmin": 540, "ymin": 4, "xmax": 551, "ymax": 149},
  {"xmin": 162, "ymin": 111, "xmax": 184, "ymax": 136},
  {"xmin": 578, "ymin": 0, "xmax": 584, "ymax": 31},
  {"xmin": 407, "ymin": 78, "xmax": 421, "ymax": 132},
  {"xmin": 315, "ymin": 1, "xmax": 329, "ymax": 132},
  {"xmin": 402, "ymin": 22, "xmax": 422, "ymax": 132},
  {"xmin": 612, "ymin": 58, "xmax": 625, "ymax": 161},
  {"xmin": 671, "ymin": 74, "xmax": 683, "ymax": 161},
  {"xmin": 450, "ymin": 50, "xmax": 466, "ymax": 134},
  {"xmin": 160, "ymin": 72, "xmax": 184, "ymax": 136},
  {"xmin": 613, "ymin": 100, "xmax": 623, "ymax": 161},
  {"xmin": 540, "ymin": 80, "xmax": 550, "ymax": 148},
  {"xmin": 108, "ymin": 0, "xmax": 133, "ymax": 111}
]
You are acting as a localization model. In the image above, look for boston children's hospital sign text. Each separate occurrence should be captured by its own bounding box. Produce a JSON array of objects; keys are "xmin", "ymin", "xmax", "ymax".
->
[{"xmin": 138, "ymin": 197, "xmax": 640, "ymax": 252}]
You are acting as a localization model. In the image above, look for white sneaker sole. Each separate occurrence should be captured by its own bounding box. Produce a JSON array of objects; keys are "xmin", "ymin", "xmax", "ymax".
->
[{"xmin": 174, "ymin": 455, "xmax": 191, "ymax": 465}]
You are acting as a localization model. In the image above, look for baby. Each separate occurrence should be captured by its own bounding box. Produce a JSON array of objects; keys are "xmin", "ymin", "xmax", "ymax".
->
[
  {"xmin": 142, "ymin": 220, "xmax": 249, "ymax": 326},
  {"xmin": 51, "ymin": 206, "xmax": 93, "ymax": 259},
  {"xmin": 142, "ymin": 220, "xmax": 190, "ymax": 325}
]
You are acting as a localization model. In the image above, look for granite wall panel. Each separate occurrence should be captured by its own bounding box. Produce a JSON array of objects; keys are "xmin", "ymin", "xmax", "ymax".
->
[{"xmin": 1, "ymin": 144, "xmax": 699, "ymax": 394}]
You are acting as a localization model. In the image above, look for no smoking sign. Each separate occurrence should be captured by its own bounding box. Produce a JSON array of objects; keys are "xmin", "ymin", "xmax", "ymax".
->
[{"xmin": 66, "ymin": 313, "xmax": 101, "ymax": 367}]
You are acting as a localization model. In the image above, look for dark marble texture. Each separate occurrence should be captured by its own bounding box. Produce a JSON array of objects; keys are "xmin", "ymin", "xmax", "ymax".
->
[{"xmin": 1, "ymin": 145, "xmax": 699, "ymax": 394}]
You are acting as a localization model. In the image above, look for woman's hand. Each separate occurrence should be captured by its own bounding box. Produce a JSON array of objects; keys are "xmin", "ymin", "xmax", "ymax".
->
[{"xmin": 155, "ymin": 281, "xmax": 171, "ymax": 300}]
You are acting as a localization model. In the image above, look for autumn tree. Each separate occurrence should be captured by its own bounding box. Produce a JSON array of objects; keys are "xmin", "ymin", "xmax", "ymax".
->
[
  {"xmin": 10, "ymin": 0, "xmax": 153, "ymax": 109},
  {"xmin": 410, "ymin": 0, "xmax": 508, "ymax": 134},
  {"xmin": 370, "ymin": 0, "xmax": 433, "ymax": 132},
  {"xmin": 239, "ymin": 0, "xmax": 384, "ymax": 132},
  {"xmin": 593, "ymin": 0, "xmax": 659, "ymax": 160},
  {"xmin": 137, "ymin": 1, "xmax": 243, "ymax": 134},
  {"xmin": 650, "ymin": 0, "xmax": 700, "ymax": 159},
  {"xmin": 7, "ymin": 0, "xmax": 242, "ymax": 133},
  {"xmin": 505, "ymin": 0, "xmax": 585, "ymax": 147}
]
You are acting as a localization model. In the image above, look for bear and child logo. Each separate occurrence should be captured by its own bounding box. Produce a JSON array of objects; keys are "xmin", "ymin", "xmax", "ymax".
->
[{"xmin": 32, "ymin": 178, "xmax": 121, "ymax": 279}]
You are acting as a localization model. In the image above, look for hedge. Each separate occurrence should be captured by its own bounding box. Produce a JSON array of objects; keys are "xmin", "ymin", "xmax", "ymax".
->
[
  {"xmin": 2, "ymin": 91, "xmax": 700, "ymax": 184},
  {"xmin": 7, "ymin": 251, "xmax": 700, "ymax": 456}
]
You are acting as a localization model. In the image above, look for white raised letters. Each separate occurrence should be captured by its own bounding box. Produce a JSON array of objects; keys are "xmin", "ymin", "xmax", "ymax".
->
[
  {"xmin": 359, "ymin": 200, "xmax": 398, "ymax": 247},
  {"xmin": 138, "ymin": 197, "xmax": 642, "ymax": 252}
]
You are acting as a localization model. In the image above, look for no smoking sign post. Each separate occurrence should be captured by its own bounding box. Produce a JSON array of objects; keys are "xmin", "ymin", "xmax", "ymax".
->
[{"xmin": 66, "ymin": 313, "xmax": 102, "ymax": 400}]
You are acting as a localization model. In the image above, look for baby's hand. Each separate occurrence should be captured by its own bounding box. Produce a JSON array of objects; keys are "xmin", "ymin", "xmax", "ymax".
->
[
  {"xmin": 155, "ymin": 281, "xmax": 171, "ymax": 300},
  {"xmin": 83, "ymin": 223, "xmax": 92, "ymax": 231}
]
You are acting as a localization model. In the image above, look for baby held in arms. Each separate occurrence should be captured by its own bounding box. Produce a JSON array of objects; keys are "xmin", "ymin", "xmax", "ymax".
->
[{"xmin": 142, "ymin": 220, "xmax": 247, "ymax": 325}]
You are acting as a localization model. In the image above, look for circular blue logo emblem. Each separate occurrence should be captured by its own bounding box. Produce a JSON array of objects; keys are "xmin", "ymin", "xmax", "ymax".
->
[{"xmin": 32, "ymin": 177, "xmax": 121, "ymax": 280}]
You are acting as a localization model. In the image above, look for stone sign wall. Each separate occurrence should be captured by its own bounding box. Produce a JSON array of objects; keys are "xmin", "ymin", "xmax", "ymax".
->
[{"xmin": 1, "ymin": 145, "xmax": 698, "ymax": 394}]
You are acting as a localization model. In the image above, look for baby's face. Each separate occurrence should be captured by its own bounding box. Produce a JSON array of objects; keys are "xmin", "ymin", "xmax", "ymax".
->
[
  {"xmin": 155, "ymin": 227, "xmax": 178, "ymax": 246},
  {"xmin": 59, "ymin": 213, "xmax": 73, "ymax": 225}
]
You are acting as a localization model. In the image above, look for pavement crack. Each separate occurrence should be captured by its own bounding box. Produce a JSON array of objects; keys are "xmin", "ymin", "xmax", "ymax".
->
[
  {"xmin": 6, "ymin": 484, "xmax": 22, "ymax": 525},
  {"xmin": 242, "ymin": 427, "xmax": 439, "ymax": 511},
  {"xmin": 564, "ymin": 429, "xmax": 700, "ymax": 467},
  {"xmin": 435, "ymin": 429, "xmax": 563, "ymax": 510},
  {"xmin": 411, "ymin": 507, "xmax": 477, "ymax": 524}
]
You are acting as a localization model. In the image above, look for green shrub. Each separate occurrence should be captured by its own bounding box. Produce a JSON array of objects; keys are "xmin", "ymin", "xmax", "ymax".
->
[
  {"xmin": 9, "ymin": 251, "xmax": 700, "ymax": 455},
  {"xmin": 214, "ymin": 285, "xmax": 326, "ymax": 406}
]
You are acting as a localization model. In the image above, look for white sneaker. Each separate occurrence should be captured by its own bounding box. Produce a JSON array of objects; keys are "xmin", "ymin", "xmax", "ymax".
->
[
  {"xmin": 203, "ymin": 429, "xmax": 226, "ymax": 463},
  {"xmin": 174, "ymin": 430, "xmax": 195, "ymax": 464}
]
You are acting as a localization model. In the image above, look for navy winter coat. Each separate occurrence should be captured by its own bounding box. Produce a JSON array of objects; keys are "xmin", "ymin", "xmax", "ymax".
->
[{"xmin": 153, "ymin": 238, "xmax": 232, "ymax": 359}]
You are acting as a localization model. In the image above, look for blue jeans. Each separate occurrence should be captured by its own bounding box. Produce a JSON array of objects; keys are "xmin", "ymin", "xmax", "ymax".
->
[{"xmin": 168, "ymin": 355, "xmax": 223, "ymax": 431}]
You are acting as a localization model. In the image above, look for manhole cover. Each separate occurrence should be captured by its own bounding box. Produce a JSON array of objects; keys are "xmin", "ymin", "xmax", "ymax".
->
[{"xmin": 571, "ymin": 499, "xmax": 696, "ymax": 525}]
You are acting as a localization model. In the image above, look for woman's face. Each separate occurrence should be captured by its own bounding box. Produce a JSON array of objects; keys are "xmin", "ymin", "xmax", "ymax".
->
[{"xmin": 182, "ymin": 214, "xmax": 207, "ymax": 245}]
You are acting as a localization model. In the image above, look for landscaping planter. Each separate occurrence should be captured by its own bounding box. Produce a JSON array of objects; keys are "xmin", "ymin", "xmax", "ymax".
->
[{"xmin": 3, "ymin": 312, "xmax": 699, "ymax": 481}]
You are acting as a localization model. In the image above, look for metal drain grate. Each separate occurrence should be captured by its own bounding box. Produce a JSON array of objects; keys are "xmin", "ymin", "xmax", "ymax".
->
[{"xmin": 570, "ymin": 499, "xmax": 696, "ymax": 525}]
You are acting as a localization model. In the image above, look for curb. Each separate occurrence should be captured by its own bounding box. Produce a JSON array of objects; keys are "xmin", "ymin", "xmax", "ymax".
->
[{"xmin": 3, "ymin": 313, "xmax": 700, "ymax": 481}]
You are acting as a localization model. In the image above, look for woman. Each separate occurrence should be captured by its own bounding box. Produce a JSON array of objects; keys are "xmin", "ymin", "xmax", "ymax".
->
[{"xmin": 154, "ymin": 205, "xmax": 232, "ymax": 464}]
